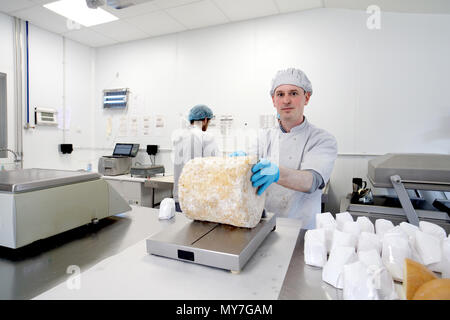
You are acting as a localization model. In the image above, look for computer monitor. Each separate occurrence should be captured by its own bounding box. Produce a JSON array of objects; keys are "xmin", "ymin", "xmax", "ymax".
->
[{"xmin": 113, "ymin": 143, "xmax": 139, "ymax": 157}]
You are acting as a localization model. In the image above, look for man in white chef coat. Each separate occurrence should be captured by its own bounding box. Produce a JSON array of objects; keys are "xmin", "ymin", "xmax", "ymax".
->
[
  {"xmin": 249, "ymin": 68, "xmax": 338, "ymax": 229},
  {"xmin": 172, "ymin": 104, "xmax": 219, "ymax": 212}
]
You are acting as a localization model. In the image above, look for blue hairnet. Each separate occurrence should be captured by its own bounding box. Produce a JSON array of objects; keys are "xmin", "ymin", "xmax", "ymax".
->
[{"xmin": 188, "ymin": 104, "xmax": 213, "ymax": 121}]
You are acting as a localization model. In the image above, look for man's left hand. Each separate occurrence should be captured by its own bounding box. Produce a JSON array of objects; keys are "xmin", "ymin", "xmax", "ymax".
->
[{"xmin": 251, "ymin": 159, "xmax": 280, "ymax": 196}]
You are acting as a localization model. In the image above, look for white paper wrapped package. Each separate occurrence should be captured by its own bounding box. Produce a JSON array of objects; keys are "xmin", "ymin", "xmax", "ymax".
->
[
  {"xmin": 399, "ymin": 222, "xmax": 423, "ymax": 264},
  {"xmin": 357, "ymin": 232, "xmax": 381, "ymax": 254},
  {"xmin": 343, "ymin": 260, "xmax": 398, "ymax": 300},
  {"xmin": 428, "ymin": 238, "xmax": 450, "ymax": 274},
  {"xmin": 343, "ymin": 261, "xmax": 378, "ymax": 300},
  {"xmin": 358, "ymin": 249, "xmax": 383, "ymax": 269},
  {"xmin": 370, "ymin": 266, "xmax": 398, "ymax": 300},
  {"xmin": 382, "ymin": 233, "xmax": 411, "ymax": 281},
  {"xmin": 336, "ymin": 212, "xmax": 353, "ymax": 231},
  {"xmin": 375, "ymin": 219, "xmax": 394, "ymax": 238},
  {"xmin": 415, "ymin": 230, "xmax": 442, "ymax": 265},
  {"xmin": 399, "ymin": 222, "xmax": 419, "ymax": 239},
  {"xmin": 384, "ymin": 226, "xmax": 408, "ymax": 240},
  {"xmin": 356, "ymin": 216, "xmax": 375, "ymax": 233},
  {"xmin": 419, "ymin": 221, "xmax": 446, "ymax": 240},
  {"xmin": 322, "ymin": 246, "xmax": 357, "ymax": 289},
  {"xmin": 159, "ymin": 198, "xmax": 175, "ymax": 220},
  {"xmin": 342, "ymin": 221, "xmax": 361, "ymax": 240},
  {"xmin": 442, "ymin": 238, "xmax": 450, "ymax": 268},
  {"xmin": 357, "ymin": 249, "xmax": 398, "ymax": 299},
  {"xmin": 323, "ymin": 228, "xmax": 334, "ymax": 254},
  {"xmin": 316, "ymin": 212, "xmax": 336, "ymax": 229},
  {"xmin": 441, "ymin": 239, "xmax": 450, "ymax": 277},
  {"xmin": 441, "ymin": 238, "xmax": 450, "ymax": 278},
  {"xmin": 304, "ymin": 229, "xmax": 327, "ymax": 267},
  {"xmin": 315, "ymin": 212, "xmax": 336, "ymax": 253},
  {"xmin": 316, "ymin": 212, "xmax": 336, "ymax": 226},
  {"xmin": 331, "ymin": 229, "xmax": 357, "ymax": 252}
]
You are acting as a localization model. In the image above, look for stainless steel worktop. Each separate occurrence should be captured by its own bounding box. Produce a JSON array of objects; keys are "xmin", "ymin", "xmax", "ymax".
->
[
  {"xmin": 0, "ymin": 168, "xmax": 100, "ymax": 193},
  {"xmin": 0, "ymin": 206, "xmax": 333, "ymax": 300}
]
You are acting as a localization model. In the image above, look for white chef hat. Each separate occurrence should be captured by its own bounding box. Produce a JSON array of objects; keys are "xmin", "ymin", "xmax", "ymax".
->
[{"xmin": 269, "ymin": 68, "xmax": 313, "ymax": 96}]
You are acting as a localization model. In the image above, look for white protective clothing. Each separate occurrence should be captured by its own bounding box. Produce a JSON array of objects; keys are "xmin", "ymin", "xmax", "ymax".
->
[
  {"xmin": 172, "ymin": 125, "xmax": 219, "ymax": 202},
  {"xmin": 257, "ymin": 117, "xmax": 337, "ymax": 229}
]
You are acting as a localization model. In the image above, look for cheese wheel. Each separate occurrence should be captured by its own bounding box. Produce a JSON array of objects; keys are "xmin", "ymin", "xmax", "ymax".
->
[
  {"xmin": 179, "ymin": 156, "xmax": 265, "ymax": 228},
  {"xmin": 403, "ymin": 258, "xmax": 437, "ymax": 300},
  {"xmin": 412, "ymin": 279, "xmax": 450, "ymax": 300}
]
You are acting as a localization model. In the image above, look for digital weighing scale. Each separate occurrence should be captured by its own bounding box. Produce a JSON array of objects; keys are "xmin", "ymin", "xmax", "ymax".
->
[{"xmin": 146, "ymin": 211, "xmax": 276, "ymax": 272}]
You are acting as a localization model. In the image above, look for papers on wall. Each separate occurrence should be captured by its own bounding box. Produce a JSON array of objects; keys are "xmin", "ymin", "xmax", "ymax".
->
[
  {"xmin": 106, "ymin": 117, "xmax": 112, "ymax": 137},
  {"xmin": 130, "ymin": 92, "xmax": 144, "ymax": 115},
  {"xmin": 143, "ymin": 116, "xmax": 151, "ymax": 136},
  {"xmin": 155, "ymin": 115, "xmax": 164, "ymax": 137},
  {"xmin": 129, "ymin": 116, "xmax": 138, "ymax": 137},
  {"xmin": 118, "ymin": 116, "xmax": 127, "ymax": 137},
  {"xmin": 219, "ymin": 115, "xmax": 233, "ymax": 136}
]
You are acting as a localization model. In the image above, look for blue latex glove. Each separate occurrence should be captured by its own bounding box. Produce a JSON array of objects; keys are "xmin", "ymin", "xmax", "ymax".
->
[
  {"xmin": 229, "ymin": 150, "xmax": 247, "ymax": 157},
  {"xmin": 251, "ymin": 159, "xmax": 279, "ymax": 196}
]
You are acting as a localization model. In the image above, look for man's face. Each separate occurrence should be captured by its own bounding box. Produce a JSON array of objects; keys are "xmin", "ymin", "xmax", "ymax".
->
[{"xmin": 272, "ymin": 84, "xmax": 310, "ymax": 123}]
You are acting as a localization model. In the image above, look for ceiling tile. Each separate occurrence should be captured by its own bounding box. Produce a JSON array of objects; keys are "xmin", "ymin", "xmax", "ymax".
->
[
  {"xmin": 64, "ymin": 27, "xmax": 117, "ymax": 47},
  {"xmin": 101, "ymin": 0, "xmax": 160, "ymax": 19},
  {"xmin": 274, "ymin": 0, "xmax": 323, "ymax": 13},
  {"xmin": 0, "ymin": 0, "xmax": 36, "ymax": 13},
  {"xmin": 91, "ymin": 19, "xmax": 149, "ymax": 42},
  {"xmin": 11, "ymin": 5, "xmax": 73, "ymax": 34},
  {"xmin": 165, "ymin": 0, "xmax": 229, "ymax": 29},
  {"xmin": 125, "ymin": 10, "xmax": 186, "ymax": 36},
  {"xmin": 213, "ymin": 0, "xmax": 279, "ymax": 22},
  {"xmin": 153, "ymin": 0, "xmax": 201, "ymax": 10}
]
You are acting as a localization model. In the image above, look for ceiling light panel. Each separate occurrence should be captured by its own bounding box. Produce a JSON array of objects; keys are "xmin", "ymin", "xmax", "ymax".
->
[{"xmin": 44, "ymin": 0, "xmax": 118, "ymax": 27}]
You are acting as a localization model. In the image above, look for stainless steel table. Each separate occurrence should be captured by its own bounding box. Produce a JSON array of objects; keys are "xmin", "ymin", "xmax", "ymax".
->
[{"xmin": 0, "ymin": 206, "xmax": 330, "ymax": 300}]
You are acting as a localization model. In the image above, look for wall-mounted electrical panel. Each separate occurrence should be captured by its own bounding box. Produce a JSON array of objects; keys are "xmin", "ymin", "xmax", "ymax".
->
[{"xmin": 35, "ymin": 107, "xmax": 58, "ymax": 126}]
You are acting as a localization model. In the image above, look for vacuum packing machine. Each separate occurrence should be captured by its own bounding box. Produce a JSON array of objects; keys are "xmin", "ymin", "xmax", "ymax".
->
[{"xmin": 342, "ymin": 153, "xmax": 450, "ymax": 231}]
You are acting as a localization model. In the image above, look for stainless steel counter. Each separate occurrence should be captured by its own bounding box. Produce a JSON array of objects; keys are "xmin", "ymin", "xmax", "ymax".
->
[
  {"xmin": 0, "ymin": 168, "xmax": 99, "ymax": 193},
  {"xmin": 0, "ymin": 206, "xmax": 332, "ymax": 300}
]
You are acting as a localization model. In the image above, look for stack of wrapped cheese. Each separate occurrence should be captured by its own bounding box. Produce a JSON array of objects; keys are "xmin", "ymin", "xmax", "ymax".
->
[{"xmin": 304, "ymin": 211, "xmax": 450, "ymax": 300}]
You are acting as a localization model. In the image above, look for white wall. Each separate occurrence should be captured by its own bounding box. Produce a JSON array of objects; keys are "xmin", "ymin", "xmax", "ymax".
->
[
  {"xmin": 22, "ymin": 24, "xmax": 96, "ymax": 170},
  {"xmin": 93, "ymin": 8, "xmax": 450, "ymax": 212},
  {"xmin": 0, "ymin": 13, "xmax": 96, "ymax": 171}
]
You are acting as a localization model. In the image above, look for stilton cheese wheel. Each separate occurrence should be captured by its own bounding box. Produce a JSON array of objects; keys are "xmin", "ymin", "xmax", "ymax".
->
[{"xmin": 179, "ymin": 156, "xmax": 265, "ymax": 228}]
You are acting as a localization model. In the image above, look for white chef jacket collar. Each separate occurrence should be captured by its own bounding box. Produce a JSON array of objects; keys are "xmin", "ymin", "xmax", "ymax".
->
[{"xmin": 279, "ymin": 116, "xmax": 308, "ymax": 133}]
